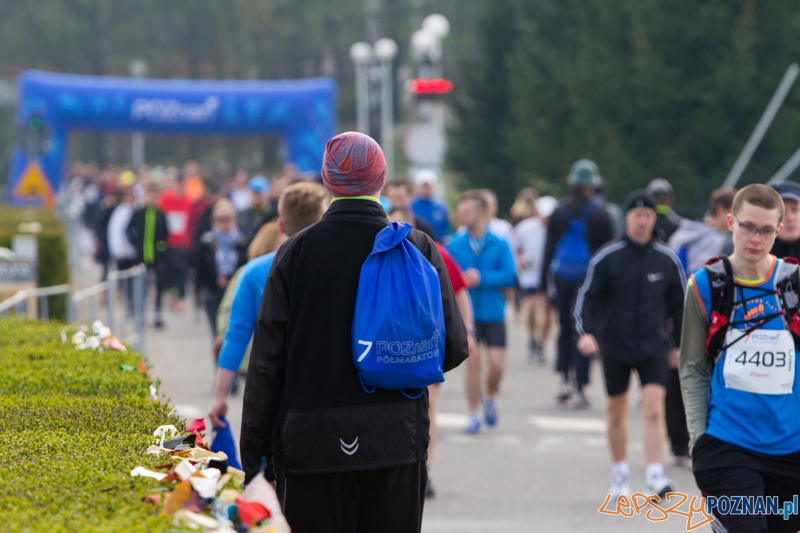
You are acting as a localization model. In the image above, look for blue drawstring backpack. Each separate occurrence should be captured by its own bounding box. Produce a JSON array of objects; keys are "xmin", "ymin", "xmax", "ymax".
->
[
  {"xmin": 549, "ymin": 200, "xmax": 601, "ymax": 283},
  {"xmin": 210, "ymin": 416, "xmax": 242, "ymax": 470},
  {"xmin": 352, "ymin": 222, "xmax": 446, "ymax": 399}
]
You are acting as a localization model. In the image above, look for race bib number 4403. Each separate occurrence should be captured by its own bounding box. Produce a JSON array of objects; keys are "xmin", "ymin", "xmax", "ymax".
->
[{"xmin": 723, "ymin": 328, "xmax": 795, "ymax": 395}]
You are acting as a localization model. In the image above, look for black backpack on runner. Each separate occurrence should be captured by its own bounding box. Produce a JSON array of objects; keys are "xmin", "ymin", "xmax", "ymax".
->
[{"xmin": 704, "ymin": 256, "xmax": 800, "ymax": 362}]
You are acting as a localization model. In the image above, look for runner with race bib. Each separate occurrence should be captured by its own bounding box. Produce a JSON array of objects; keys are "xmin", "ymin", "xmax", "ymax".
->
[{"xmin": 680, "ymin": 184, "xmax": 800, "ymax": 533}]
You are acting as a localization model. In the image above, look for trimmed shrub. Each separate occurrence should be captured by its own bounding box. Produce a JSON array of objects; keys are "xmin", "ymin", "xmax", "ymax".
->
[
  {"xmin": 0, "ymin": 317, "xmax": 184, "ymax": 532},
  {"xmin": 0, "ymin": 206, "xmax": 70, "ymax": 320}
]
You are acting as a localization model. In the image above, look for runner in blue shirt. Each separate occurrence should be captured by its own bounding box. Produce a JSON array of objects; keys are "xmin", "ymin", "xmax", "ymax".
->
[
  {"xmin": 681, "ymin": 184, "xmax": 800, "ymax": 533},
  {"xmin": 448, "ymin": 190, "xmax": 517, "ymax": 434}
]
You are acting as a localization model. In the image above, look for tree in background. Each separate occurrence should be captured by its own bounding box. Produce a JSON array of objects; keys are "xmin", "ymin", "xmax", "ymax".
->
[
  {"xmin": 451, "ymin": 0, "xmax": 800, "ymax": 217},
  {"xmin": 448, "ymin": 0, "xmax": 520, "ymax": 213}
]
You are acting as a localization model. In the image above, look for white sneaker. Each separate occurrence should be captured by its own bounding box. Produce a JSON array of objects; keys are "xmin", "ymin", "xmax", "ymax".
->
[
  {"xmin": 645, "ymin": 476, "xmax": 674, "ymax": 498},
  {"xmin": 610, "ymin": 470, "xmax": 630, "ymax": 500},
  {"xmin": 556, "ymin": 381, "xmax": 572, "ymax": 404}
]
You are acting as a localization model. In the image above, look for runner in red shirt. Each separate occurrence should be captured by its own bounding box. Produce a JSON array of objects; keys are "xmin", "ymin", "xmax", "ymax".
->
[{"xmin": 158, "ymin": 175, "xmax": 193, "ymax": 310}]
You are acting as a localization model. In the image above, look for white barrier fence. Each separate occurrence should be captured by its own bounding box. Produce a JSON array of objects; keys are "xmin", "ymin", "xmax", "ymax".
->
[{"xmin": 0, "ymin": 264, "xmax": 148, "ymax": 352}]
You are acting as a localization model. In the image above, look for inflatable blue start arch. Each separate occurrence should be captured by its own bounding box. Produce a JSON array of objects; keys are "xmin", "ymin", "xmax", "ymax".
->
[{"xmin": 7, "ymin": 70, "xmax": 337, "ymax": 206}]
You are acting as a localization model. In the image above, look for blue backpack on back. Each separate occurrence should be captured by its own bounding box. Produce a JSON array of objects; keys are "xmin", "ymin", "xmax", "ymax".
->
[
  {"xmin": 549, "ymin": 200, "xmax": 601, "ymax": 283},
  {"xmin": 352, "ymin": 222, "xmax": 446, "ymax": 399}
]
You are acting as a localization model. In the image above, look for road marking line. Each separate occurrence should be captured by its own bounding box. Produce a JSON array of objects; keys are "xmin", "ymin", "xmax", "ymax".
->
[
  {"xmin": 436, "ymin": 413, "xmax": 469, "ymax": 428},
  {"xmin": 173, "ymin": 404, "xmax": 203, "ymax": 420},
  {"xmin": 528, "ymin": 415, "xmax": 606, "ymax": 433}
]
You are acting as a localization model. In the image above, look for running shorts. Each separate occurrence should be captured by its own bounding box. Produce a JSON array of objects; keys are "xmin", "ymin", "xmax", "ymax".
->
[
  {"xmin": 692, "ymin": 434, "xmax": 800, "ymax": 533},
  {"xmin": 601, "ymin": 356, "xmax": 667, "ymax": 396},
  {"xmin": 474, "ymin": 321, "xmax": 507, "ymax": 348},
  {"xmin": 521, "ymin": 286, "xmax": 546, "ymax": 296}
]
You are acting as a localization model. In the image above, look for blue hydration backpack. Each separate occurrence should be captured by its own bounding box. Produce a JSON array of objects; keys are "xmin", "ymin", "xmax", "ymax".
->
[
  {"xmin": 549, "ymin": 200, "xmax": 601, "ymax": 283},
  {"xmin": 352, "ymin": 222, "xmax": 446, "ymax": 399}
]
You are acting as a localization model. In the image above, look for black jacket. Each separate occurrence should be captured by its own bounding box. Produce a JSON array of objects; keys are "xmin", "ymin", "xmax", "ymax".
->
[
  {"xmin": 575, "ymin": 236, "xmax": 685, "ymax": 362},
  {"xmin": 772, "ymin": 238, "xmax": 800, "ymax": 263},
  {"xmin": 240, "ymin": 199, "xmax": 469, "ymax": 483},
  {"xmin": 541, "ymin": 192, "xmax": 615, "ymax": 288},
  {"xmin": 125, "ymin": 205, "xmax": 169, "ymax": 265},
  {"xmin": 654, "ymin": 207, "xmax": 682, "ymax": 243},
  {"xmin": 195, "ymin": 231, "xmax": 248, "ymax": 293}
]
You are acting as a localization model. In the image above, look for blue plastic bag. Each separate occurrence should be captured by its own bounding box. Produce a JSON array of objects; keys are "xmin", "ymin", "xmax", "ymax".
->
[
  {"xmin": 352, "ymin": 222, "xmax": 446, "ymax": 398},
  {"xmin": 210, "ymin": 416, "xmax": 242, "ymax": 470}
]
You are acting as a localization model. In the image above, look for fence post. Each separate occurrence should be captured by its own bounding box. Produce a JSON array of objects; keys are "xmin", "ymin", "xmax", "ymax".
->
[
  {"xmin": 39, "ymin": 295, "xmax": 49, "ymax": 322},
  {"xmin": 66, "ymin": 293, "xmax": 74, "ymax": 324},
  {"xmin": 107, "ymin": 276, "xmax": 115, "ymax": 333}
]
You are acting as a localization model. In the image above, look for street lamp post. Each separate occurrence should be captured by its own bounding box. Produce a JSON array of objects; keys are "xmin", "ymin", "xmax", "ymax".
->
[
  {"xmin": 374, "ymin": 38, "xmax": 398, "ymax": 180},
  {"xmin": 408, "ymin": 15, "xmax": 449, "ymax": 192},
  {"xmin": 128, "ymin": 59, "xmax": 148, "ymax": 169},
  {"xmin": 349, "ymin": 42, "xmax": 373, "ymax": 135}
]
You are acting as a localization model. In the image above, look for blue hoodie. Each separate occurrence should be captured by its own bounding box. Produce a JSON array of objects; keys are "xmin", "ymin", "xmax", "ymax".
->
[
  {"xmin": 217, "ymin": 251, "xmax": 277, "ymax": 372},
  {"xmin": 447, "ymin": 228, "xmax": 517, "ymax": 323}
]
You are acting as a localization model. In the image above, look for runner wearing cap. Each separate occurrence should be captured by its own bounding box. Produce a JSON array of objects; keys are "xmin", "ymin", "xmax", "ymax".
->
[
  {"xmin": 646, "ymin": 178, "xmax": 683, "ymax": 243},
  {"xmin": 647, "ymin": 177, "xmax": 690, "ymax": 466},
  {"xmin": 575, "ymin": 190, "xmax": 685, "ymax": 499},
  {"xmin": 542, "ymin": 159, "xmax": 615, "ymax": 408},
  {"xmin": 681, "ymin": 184, "xmax": 800, "ymax": 533},
  {"xmin": 411, "ymin": 169, "xmax": 451, "ymax": 242},
  {"xmin": 237, "ymin": 175, "xmax": 276, "ymax": 246},
  {"xmin": 770, "ymin": 181, "xmax": 800, "ymax": 262},
  {"xmin": 513, "ymin": 195, "xmax": 558, "ymax": 362}
]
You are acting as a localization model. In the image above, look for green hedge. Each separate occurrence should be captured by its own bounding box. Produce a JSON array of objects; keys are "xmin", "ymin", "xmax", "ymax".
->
[
  {"xmin": 0, "ymin": 318, "xmax": 185, "ymax": 532},
  {"xmin": 0, "ymin": 206, "xmax": 70, "ymax": 320}
]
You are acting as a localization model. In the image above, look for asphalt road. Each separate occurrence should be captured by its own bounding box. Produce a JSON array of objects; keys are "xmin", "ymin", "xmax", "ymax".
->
[{"xmin": 139, "ymin": 298, "xmax": 704, "ymax": 532}]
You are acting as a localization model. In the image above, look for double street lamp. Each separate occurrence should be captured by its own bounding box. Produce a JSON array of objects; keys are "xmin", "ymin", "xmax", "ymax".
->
[{"xmin": 349, "ymin": 38, "xmax": 398, "ymax": 179}]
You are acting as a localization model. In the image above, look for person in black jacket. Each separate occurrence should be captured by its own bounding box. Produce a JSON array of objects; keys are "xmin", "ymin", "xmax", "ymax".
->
[
  {"xmin": 126, "ymin": 183, "xmax": 169, "ymax": 328},
  {"xmin": 646, "ymin": 177, "xmax": 689, "ymax": 466},
  {"xmin": 646, "ymin": 178, "xmax": 683, "ymax": 243},
  {"xmin": 770, "ymin": 181, "xmax": 800, "ymax": 262},
  {"xmin": 574, "ymin": 190, "xmax": 685, "ymax": 501},
  {"xmin": 241, "ymin": 132, "xmax": 468, "ymax": 533},
  {"xmin": 196, "ymin": 199, "xmax": 248, "ymax": 341},
  {"xmin": 541, "ymin": 160, "xmax": 615, "ymax": 408}
]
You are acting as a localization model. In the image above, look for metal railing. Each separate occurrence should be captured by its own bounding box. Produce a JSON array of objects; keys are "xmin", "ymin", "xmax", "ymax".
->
[
  {"xmin": 0, "ymin": 284, "xmax": 73, "ymax": 322},
  {"xmin": 72, "ymin": 264, "xmax": 147, "ymax": 352},
  {"xmin": 0, "ymin": 263, "xmax": 148, "ymax": 352}
]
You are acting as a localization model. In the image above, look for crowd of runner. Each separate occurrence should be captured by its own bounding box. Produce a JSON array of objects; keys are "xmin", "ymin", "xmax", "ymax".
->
[{"xmin": 61, "ymin": 135, "xmax": 800, "ymax": 532}]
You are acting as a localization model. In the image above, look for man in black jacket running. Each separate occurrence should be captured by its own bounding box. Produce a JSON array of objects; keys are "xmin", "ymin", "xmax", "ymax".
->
[
  {"xmin": 574, "ymin": 190, "xmax": 685, "ymax": 500},
  {"xmin": 241, "ymin": 132, "xmax": 468, "ymax": 533}
]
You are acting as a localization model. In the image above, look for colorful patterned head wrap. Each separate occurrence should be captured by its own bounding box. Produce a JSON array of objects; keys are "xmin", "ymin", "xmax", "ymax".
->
[{"xmin": 321, "ymin": 132, "xmax": 387, "ymax": 197}]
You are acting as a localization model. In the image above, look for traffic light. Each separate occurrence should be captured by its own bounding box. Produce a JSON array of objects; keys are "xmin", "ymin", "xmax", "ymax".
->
[
  {"xmin": 16, "ymin": 113, "xmax": 51, "ymax": 158},
  {"xmin": 408, "ymin": 78, "xmax": 454, "ymax": 99},
  {"xmin": 28, "ymin": 116, "xmax": 43, "ymax": 132}
]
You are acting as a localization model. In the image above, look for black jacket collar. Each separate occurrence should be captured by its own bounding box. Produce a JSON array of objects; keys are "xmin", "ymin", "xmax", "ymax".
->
[
  {"xmin": 324, "ymin": 198, "xmax": 388, "ymax": 222},
  {"xmin": 623, "ymin": 233, "xmax": 654, "ymax": 251}
]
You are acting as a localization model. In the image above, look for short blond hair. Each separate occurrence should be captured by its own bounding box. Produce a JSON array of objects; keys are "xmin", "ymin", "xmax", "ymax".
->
[{"xmin": 278, "ymin": 181, "xmax": 327, "ymax": 236}]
